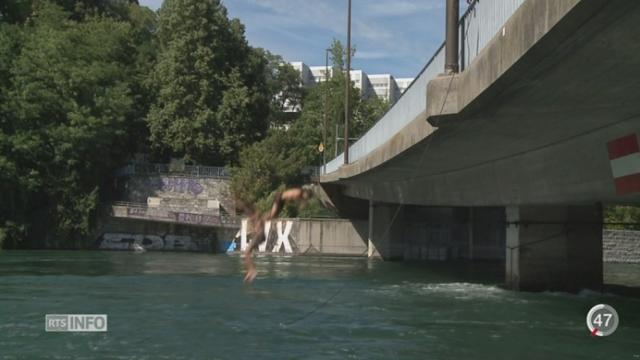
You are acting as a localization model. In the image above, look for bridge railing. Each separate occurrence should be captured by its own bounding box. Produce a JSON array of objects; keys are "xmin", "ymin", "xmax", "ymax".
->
[{"xmin": 323, "ymin": 0, "xmax": 526, "ymax": 175}]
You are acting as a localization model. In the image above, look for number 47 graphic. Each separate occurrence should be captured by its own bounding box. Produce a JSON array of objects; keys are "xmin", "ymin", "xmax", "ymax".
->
[{"xmin": 592, "ymin": 313, "xmax": 613, "ymax": 328}]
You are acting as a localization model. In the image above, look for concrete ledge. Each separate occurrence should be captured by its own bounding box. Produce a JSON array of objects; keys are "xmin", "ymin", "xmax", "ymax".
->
[
  {"xmin": 320, "ymin": 111, "xmax": 434, "ymax": 183},
  {"xmin": 425, "ymin": 73, "xmax": 460, "ymax": 121},
  {"xmin": 110, "ymin": 205, "xmax": 239, "ymax": 228}
]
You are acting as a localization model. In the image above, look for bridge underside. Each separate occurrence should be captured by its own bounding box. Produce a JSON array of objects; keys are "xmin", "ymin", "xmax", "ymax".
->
[{"xmin": 320, "ymin": 0, "xmax": 640, "ymax": 291}]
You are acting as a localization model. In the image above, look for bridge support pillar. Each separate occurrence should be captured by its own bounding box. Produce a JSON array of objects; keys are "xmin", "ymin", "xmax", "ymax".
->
[
  {"xmin": 368, "ymin": 201, "xmax": 404, "ymax": 260},
  {"xmin": 505, "ymin": 204, "xmax": 603, "ymax": 292}
]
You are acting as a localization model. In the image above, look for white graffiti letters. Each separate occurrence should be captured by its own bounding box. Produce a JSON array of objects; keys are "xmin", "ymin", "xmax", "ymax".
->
[
  {"xmin": 239, "ymin": 220, "xmax": 294, "ymax": 254},
  {"xmin": 259, "ymin": 221, "xmax": 272, "ymax": 252},
  {"xmin": 272, "ymin": 221, "xmax": 293, "ymax": 253}
]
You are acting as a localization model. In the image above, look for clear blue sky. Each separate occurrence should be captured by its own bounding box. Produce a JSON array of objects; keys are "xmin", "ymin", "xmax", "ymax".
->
[{"xmin": 139, "ymin": 0, "xmax": 462, "ymax": 78}]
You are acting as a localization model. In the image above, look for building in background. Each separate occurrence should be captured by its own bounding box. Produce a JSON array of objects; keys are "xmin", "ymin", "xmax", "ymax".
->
[
  {"xmin": 292, "ymin": 61, "xmax": 412, "ymax": 105},
  {"xmin": 309, "ymin": 66, "xmax": 333, "ymax": 84},
  {"xmin": 368, "ymin": 74, "xmax": 401, "ymax": 103},
  {"xmin": 349, "ymin": 69, "xmax": 374, "ymax": 99},
  {"xmin": 395, "ymin": 78, "xmax": 414, "ymax": 94},
  {"xmin": 290, "ymin": 62, "xmax": 315, "ymax": 88}
]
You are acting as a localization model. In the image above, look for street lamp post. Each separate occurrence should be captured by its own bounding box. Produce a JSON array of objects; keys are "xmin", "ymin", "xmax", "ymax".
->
[
  {"xmin": 344, "ymin": 0, "xmax": 351, "ymax": 165},
  {"xmin": 445, "ymin": 0, "xmax": 459, "ymax": 73},
  {"xmin": 323, "ymin": 48, "xmax": 330, "ymax": 174}
]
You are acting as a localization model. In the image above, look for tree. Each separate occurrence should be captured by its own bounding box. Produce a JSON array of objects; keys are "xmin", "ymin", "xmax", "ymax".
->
[
  {"xmin": 257, "ymin": 49, "xmax": 305, "ymax": 127},
  {"xmin": 147, "ymin": 0, "xmax": 269, "ymax": 165},
  {"xmin": 0, "ymin": 0, "xmax": 32, "ymax": 24},
  {"xmin": 0, "ymin": 21, "xmax": 26, "ymax": 247},
  {"xmin": 0, "ymin": 1, "xmax": 156, "ymax": 247},
  {"xmin": 1, "ymin": 0, "xmax": 141, "ymax": 24},
  {"xmin": 352, "ymin": 91, "xmax": 389, "ymax": 138}
]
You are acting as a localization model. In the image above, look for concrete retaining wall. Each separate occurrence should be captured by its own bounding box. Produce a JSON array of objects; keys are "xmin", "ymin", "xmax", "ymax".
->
[
  {"xmin": 604, "ymin": 230, "xmax": 640, "ymax": 263},
  {"xmin": 290, "ymin": 218, "xmax": 368, "ymax": 256},
  {"xmin": 95, "ymin": 216, "xmax": 237, "ymax": 252},
  {"xmin": 124, "ymin": 175, "xmax": 235, "ymax": 215},
  {"xmin": 96, "ymin": 216, "xmax": 368, "ymax": 256},
  {"xmin": 238, "ymin": 218, "xmax": 368, "ymax": 257}
]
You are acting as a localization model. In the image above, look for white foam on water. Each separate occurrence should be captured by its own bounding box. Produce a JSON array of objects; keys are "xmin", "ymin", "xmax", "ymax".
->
[{"xmin": 365, "ymin": 281, "xmax": 531, "ymax": 304}]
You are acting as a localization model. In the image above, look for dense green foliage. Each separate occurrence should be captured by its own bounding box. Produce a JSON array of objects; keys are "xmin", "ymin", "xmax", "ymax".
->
[
  {"xmin": 147, "ymin": 0, "xmax": 271, "ymax": 165},
  {"xmin": 0, "ymin": 1, "xmax": 157, "ymax": 247}
]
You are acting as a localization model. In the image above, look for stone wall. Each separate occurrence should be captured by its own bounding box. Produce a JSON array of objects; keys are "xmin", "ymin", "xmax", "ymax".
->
[
  {"xmin": 95, "ymin": 216, "xmax": 237, "ymax": 252},
  {"xmin": 124, "ymin": 175, "xmax": 235, "ymax": 215},
  {"xmin": 603, "ymin": 230, "xmax": 640, "ymax": 263}
]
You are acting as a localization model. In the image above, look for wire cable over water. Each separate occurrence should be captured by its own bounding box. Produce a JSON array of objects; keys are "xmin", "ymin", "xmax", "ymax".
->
[{"xmin": 279, "ymin": 286, "xmax": 345, "ymax": 327}]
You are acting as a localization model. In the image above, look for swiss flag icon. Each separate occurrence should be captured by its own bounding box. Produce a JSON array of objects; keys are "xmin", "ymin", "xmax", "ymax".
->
[{"xmin": 607, "ymin": 133, "xmax": 640, "ymax": 195}]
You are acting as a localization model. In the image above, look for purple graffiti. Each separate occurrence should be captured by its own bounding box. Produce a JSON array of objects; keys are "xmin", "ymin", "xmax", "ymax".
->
[
  {"xmin": 127, "ymin": 207, "xmax": 147, "ymax": 216},
  {"xmin": 160, "ymin": 178, "xmax": 204, "ymax": 195},
  {"xmin": 172, "ymin": 212, "xmax": 220, "ymax": 226}
]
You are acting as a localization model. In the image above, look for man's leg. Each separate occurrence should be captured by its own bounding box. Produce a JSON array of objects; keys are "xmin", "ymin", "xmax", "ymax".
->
[{"xmin": 244, "ymin": 216, "xmax": 265, "ymax": 283}]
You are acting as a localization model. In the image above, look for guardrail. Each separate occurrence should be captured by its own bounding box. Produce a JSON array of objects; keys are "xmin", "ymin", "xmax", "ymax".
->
[
  {"xmin": 114, "ymin": 163, "xmax": 230, "ymax": 178},
  {"xmin": 323, "ymin": 0, "xmax": 526, "ymax": 174}
]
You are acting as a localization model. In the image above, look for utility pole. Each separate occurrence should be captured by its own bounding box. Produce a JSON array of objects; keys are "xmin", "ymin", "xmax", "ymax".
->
[
  {"xmin": 445, "ymin": 0, "xmax": 459, "ymax": 73},
  {"xmin": 323, "ymin": 48, "xmax": 330, "ymax": 174},
  {"xmin": 344, "ymin": 0, "xmax": 351, "ymax": 165}
]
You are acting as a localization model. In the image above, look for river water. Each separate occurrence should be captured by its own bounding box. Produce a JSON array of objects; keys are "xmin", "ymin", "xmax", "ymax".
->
[{"xmin": 0, "ymin": 251, "xmax": 639, "ymax": 359}]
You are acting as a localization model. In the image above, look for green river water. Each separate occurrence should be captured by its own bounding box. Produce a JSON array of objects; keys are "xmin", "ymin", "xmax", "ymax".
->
[{"xmin": 0, "ymin": 250, "xmax": 639, "ymax": 359}]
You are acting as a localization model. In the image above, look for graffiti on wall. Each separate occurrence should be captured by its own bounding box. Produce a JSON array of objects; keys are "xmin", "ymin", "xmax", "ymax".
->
[
  {"xmin": 99, "ymin": 233, "xmax": 197, "ymax": 251},
  {"xmin": 173, "ymin": 212, "xmax": 220, "ymax": 226},
  {"xmin": 127, "ymin": 207, "xmax": 147, "ymax": 216},
  {"xmin": 238, "ymin": 219, "xmax": 295, "ymax": 254},
  {"xmin": 161, "ymin": 177, "xmax": 204, "ymax": 195}
]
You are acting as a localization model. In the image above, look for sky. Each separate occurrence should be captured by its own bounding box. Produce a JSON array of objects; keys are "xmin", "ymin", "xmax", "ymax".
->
[{"xmin": 139, "ymin": 0, "xmax": 458, "ymax": 79}]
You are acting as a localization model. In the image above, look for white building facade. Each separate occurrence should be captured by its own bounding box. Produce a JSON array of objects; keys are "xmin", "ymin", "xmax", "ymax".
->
[
  {"xmin": 292, "ymin": 61, "xmax": 411, "ymax": 105},
  {"xmin": 395, "ymin": 77, "xmax": 414, "ymax": 94},
  {"xmin": 368, "ymin": 74, "xmax": 401, "ymax": 103}
]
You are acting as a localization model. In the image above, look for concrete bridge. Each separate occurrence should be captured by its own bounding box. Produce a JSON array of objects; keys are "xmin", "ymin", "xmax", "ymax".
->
[{"xmin": 319, "ymin": 0, "xmax": 640, "ymax": 291}]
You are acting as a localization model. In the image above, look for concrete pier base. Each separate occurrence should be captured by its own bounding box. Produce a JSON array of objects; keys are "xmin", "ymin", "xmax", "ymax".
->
[
  {"xmin": 368, "ymin": 201, "xmax": 404, "ymax": 259},
  {"xmin": 505, "ymin": 204, "xmax": 603, "ymax": 292}
]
